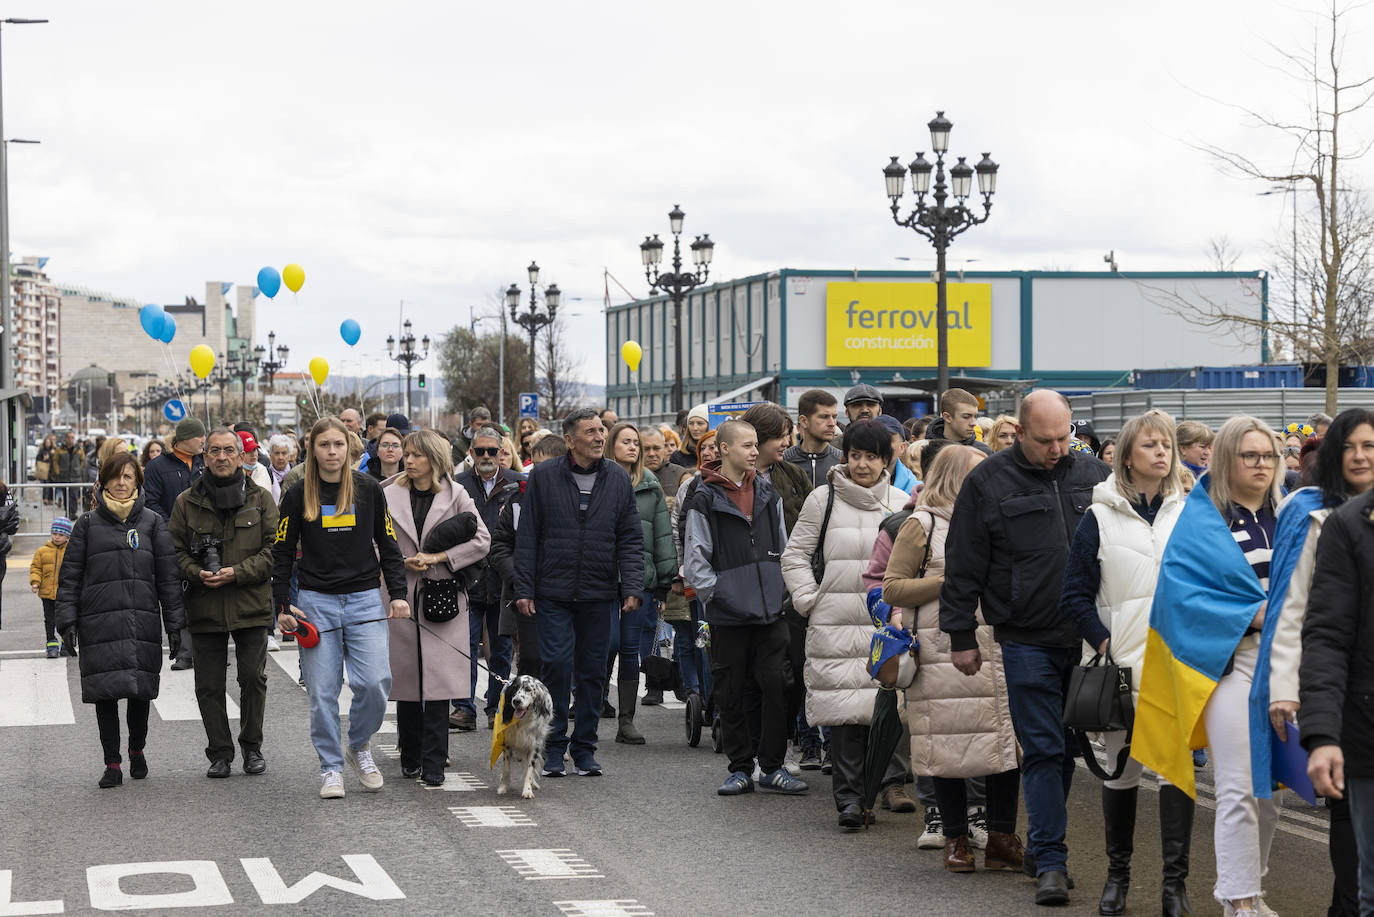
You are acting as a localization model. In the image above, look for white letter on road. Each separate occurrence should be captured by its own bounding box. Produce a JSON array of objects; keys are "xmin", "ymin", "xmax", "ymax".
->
[
  {"xmin": 241, "ymin": 855, "xmax": 404, "ymax": 904},
  {"xmin": 87, "ymin": 861, "xmax": 232, "ymax": 910},
  {"xmin": 0, "ymin": 871, "xmax": 63, "ymax": 916}
]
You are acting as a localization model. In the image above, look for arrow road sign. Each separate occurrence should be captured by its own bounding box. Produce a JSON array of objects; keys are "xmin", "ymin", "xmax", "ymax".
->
[{"xmin": 163, "ymin": 399, "xmax": 187, "ymax": 423}]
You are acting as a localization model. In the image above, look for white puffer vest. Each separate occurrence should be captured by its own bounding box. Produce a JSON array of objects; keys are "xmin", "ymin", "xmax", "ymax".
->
[{"xmin": 1085, "ymin": 476, "xmax": 1184, "ymax": 695}]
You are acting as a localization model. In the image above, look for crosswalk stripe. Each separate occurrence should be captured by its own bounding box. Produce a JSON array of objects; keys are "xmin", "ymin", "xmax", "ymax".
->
[
  {"xmin": 554, "ymin": 901, "xmax": 653, "ymax": 917},
  {"xmin": 153, "ymin": 659, "xmax": 238, "ymax": 721},
  {"xmin": 496, "ymin": 849, "xmax": 603, "ymax": 880},
  {"xmin": 0, "ymin": 658, "xmax": 75, "ymax": 727}
]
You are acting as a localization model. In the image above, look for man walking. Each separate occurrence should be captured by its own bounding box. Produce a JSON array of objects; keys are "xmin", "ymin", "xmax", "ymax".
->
[
  {"xmin": 515, "ymin": 408, "xmax": 643, "ymax": 777},
  {"xmin": 784, "ymin": 390, "xmax": 842, "ymax": 488},
  {"xmin": 683, "ymin": 419, "xmax": 807, "ymax": 797},
  {"xmin": 842, "ymin": 383, "xmax": 883, "ymax": 426},
  {"xmin": 144, "ymin": 417, "xmax": 207, "ymax": 670},
  {"xmin": 452, "ymin": 406, "xmax": 493, "ymax": 466},
  {"xmin": 939, "ymin": 390, "xmax": 1109, "ymax": 906},
  {"xmin": 455, "ymin": 425, "xmax": 525, "ymax": 730},
  {"xmin": 51, "ymin": 431, "xmax": 86, "ymax": 519},
  {"xmin": 923, "ymin": 388, "xmax": 992, "ymax": 455},
  {"xmin": 168, "ymin": 428, "xmax": 278, "ymax": 778}
]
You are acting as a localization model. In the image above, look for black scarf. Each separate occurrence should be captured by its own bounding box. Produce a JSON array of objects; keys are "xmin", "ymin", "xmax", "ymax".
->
[{"xmin": 206, "ymin": 469, "xmax": 246, "ymax": 510}]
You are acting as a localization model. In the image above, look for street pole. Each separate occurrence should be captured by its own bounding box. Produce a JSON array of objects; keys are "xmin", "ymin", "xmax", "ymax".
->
[
  {"xmin": 405, "ymin": 365, "xmax": 412, "ymax": 418},
  {"xmin": 499, "ymin": 308, "xmax": 506, "ymax": 425},
  {"xmin": 642, "ymin": 205, "xmax": 714, "ymax": 414}
]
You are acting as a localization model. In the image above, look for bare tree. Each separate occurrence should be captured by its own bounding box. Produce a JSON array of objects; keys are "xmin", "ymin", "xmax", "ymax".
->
[
  {"xmin": 1187, "ymin": 1, "xmax": 1374, "ymax": 412},
  {"xmin": 539, "ymin": 314, "xmax": 590, "ymax": 422},
  {"xmin": 435, "ymin": 326, "xmax": 531, "ymax": 426}
]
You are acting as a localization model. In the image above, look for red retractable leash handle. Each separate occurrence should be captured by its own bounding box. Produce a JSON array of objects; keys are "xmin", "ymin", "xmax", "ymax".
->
[{"xmin": 282, "ymin": 616, "xmax": 390, "ymax": 649}]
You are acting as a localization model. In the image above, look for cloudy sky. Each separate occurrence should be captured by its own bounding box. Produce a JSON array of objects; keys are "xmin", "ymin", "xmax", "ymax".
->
[{"xmin": 6, "ymin": 1, "xmax": 1370, "ymax": 385}]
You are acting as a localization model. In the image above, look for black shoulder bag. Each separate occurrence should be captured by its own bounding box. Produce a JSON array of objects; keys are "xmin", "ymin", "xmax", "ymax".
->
[
  {"xmin": 809, "ymin": 485, "xmax": 836, "ymax": 582},
  {"xmin": 419, "ymin": 573, "xmax": 464, "ymax": 624},
  {"xmin": 1062, "ymin": 641, "xmax": 1135, "ymax": 781}
]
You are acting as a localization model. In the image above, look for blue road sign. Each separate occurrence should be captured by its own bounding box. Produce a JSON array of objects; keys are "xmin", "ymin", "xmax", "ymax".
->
[
  {"xmin": 163, "ymin": 399, "xmax": 187, "ymax": 423},
  {"xmin": 519, "ymin": 392, "xmax": 538, "ymax": 419}
]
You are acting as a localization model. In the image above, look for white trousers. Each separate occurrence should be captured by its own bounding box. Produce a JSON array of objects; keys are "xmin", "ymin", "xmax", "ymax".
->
[{"xmin": 1202, "ymin": 642, "xmax": 1280, "ymax": 903}]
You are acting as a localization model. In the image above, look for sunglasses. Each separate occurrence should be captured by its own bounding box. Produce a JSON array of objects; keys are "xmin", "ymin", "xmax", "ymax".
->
[{"xmin": 472, "ymin": 447, "xmax": 500, "ymax": 457}]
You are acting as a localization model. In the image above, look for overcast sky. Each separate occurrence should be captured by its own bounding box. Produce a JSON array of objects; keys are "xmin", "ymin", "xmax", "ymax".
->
[{"xmin": 5, "ymin": 1, "xmax": 1371, "ymax": 386}]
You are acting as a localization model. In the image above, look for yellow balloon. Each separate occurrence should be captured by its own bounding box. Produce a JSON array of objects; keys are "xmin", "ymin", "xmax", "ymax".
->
[
  {"xmin": 621, "ymin": 340, "xmax": 642, "ymax": 372},
  {"xmin": 282, "ymin": 263, "xmax": 305, "ymax": 293},
  {"xmin": 309, "ymin": 355, "xmax": 329, "ymax": 386},
  {"xmin": 188, "ymin": 344, "xmax": 215, "ymax": 380}
]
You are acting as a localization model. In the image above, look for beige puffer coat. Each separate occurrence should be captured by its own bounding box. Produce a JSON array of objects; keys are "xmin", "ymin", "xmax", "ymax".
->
[
  {"xmin": 882, "ymin": 504, "xmax": 1019, "ymax": 777},
  {"xmin": 782, "ymin": 465, "xmax": 907, "ymax": 726}
]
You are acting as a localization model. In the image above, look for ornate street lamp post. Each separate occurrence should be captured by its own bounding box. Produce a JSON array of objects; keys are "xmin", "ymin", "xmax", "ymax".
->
[
  {"xmin": 507, "ymin": 262, "xmax": 560, "ymax": 397},
  {"xmin": 883, "ymin": 111, "xmax": 998, "ymax": 397},
  {"xmin": 226, "ymin": 343, "xmax": 261, "ymax": 418},
  {"xmin": 256, "ymin": 331, "xmax": 290, "ymax": 392},
  {"xmin": 641, "ymin": 205, "xmax": 714, "ymax": 411},
  {"xmin": 386, "ymin": 319, "xmax": 429, "ymax": 418}
]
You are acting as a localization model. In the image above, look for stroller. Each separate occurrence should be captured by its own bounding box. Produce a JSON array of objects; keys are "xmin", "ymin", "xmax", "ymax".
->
[{"xmin": 645, "ymin": 594, "xmax": 719, "ymax": 751}]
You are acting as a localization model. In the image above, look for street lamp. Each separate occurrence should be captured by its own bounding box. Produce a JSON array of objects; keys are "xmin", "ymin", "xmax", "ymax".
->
[
  {"xmin": 256, "ymin": 331, "xmax": 290, "ymax": 392},
  {"xmin": 386, "ymin": 318, "xmax": 429, "ymax": 417},
  {"xmin": 225, "ymin": 343, "xmax": 261, "ymax": 417},
  {"xmin": 641, "ymin": 204, "xmax": 714, "ymax": 411},
  {"xmin": 507, "ymin": 262, "xmax": 559, "ymax": 397},
  {"xmin": 883, "ymin": 111, "xmax": 998, "ymax": 397}
]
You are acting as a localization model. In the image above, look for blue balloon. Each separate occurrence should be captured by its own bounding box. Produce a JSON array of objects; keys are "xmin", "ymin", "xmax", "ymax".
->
[
  {"xmin": 159, "ymin": 315, "xmax": 177, "ymax": 344},
  {"xmin": 340, "ymin": 319, "xmax": 361, "ymax": 346},
  {"xmin": 257, "ymin": 266, "xmax": 281, "ymax": 299},
  {"xmin": 139, "ymin": 303, "xmax": 166, "ymax": 339}
]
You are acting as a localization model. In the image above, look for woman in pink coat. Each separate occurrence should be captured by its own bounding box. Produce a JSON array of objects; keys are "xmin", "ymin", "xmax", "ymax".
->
[{"xmin": 383, "ymin": 429, "xmax": 490, "ymax": 786}]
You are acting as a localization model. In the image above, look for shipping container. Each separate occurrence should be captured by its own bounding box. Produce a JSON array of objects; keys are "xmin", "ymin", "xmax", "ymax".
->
[{"xmin": 1134, "ymin": 363, "xmax": 1306, "ymax": 390}]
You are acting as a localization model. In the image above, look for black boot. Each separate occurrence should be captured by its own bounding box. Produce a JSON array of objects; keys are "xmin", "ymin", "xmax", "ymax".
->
[
  {"xmin": 615, "ymin": 681, "xmax": 645, "ymax": 745},
  {"xmin": 1099, "ymin": 786, "xmax": 1136, "ymax": 916},
  {"xmin": 1159, "ymin": 784, "xmax": 1195, "ymax": 917}
]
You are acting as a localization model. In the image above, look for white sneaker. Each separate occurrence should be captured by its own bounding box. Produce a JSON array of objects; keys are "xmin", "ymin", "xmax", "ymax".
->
[
  {"xmin": 319, "ymin": 771, "xmax": 345, "ymax": 799},
  {"xmin": 346, "ymin": 745, "xmax": 384, "ymax": 792},
  {"xmin": 1256, "ymin": 899, "xmax": 1279, "ymax": 917},
  {"xmin": 1223, "ymin": 902, "xmax": 1259, "ymax": 917},
  {"xmin": 967, "ymin": 805, "xmax": 989, "ymax": 849},
  {"xmin": 267, "ymin": 636, "xmax": 280, "ymax": 653},
  {"xmin": 917, "ymin": 806, "xmax": 944, "ymax": 849}
]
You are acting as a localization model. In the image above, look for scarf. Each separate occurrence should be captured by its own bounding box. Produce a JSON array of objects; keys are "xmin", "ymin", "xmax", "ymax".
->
[
  {"xmin": 206, "ymin": 469, "xmax": 246, "ymax": 510},
  {"xmin": 103, "ymin": 490, "xmax": 138, "ymax": 522}
]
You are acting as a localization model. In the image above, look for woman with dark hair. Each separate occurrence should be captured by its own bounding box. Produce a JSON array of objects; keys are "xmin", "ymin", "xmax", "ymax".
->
[
  {"xmin": 1262, "ymin": 408, "xmax": 1374, "ymax": 916},
  {"xmin": 782, "ymin": 418, "xmax": 909, "ymax": 830},
  {"xmin": 1096, "ymin": 438, "xmax": 1116, "ymax": 466},
  {"xmin": 54, "ymin": 452, "xmax": 185, "ymax": 788},
  {"xmin": 365, "ymin": 427, "xmax": 405, "ymax": 481},
  {"xmin": 140, "ymin": 439, "xmax": 165, "ymax": 468}
]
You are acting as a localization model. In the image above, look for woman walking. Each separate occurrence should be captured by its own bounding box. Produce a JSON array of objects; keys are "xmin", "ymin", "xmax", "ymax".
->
[
  {"xmin": 782, "ymin": 419, "xmax": 908, "ymax": 830},
  {"xmin": 883, "ymin": 445, "xmax": 1023, "ymax": 873},
  {"xmin": 1134, "ymin": 416, "xmax": 1284, "ymax": 917},
  {"xmin": 366, "ymin": 427, "xmax": 405, "ymax": 481},
  {"xmin": 382, "ymin": 429, "xmax": 489, "ymax": 786},
  {"xmin": 273, "ymin": 416, "xmax": 411, "ymax": 800},
  {"xmin": 54, "ymin": 452, "xmax": 185, "ymax": 788},
  {"xmin": 605, "ymin": 422, "xmax": 676, "ymax": 744},
  {"xmin": 1059, "ymin": 410, "xmax": 1191, "ymax": 916}
]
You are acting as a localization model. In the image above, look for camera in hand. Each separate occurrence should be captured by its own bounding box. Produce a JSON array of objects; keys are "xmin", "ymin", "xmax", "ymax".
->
[{"xmin": 192, "ymin": 534, "xmax": 223, "ymax": 574}]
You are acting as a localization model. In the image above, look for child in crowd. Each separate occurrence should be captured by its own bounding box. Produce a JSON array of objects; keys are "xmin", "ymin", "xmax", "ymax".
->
[{"xmin": 31, "ymin": 517, "xmax": 72, "ymax": 657}]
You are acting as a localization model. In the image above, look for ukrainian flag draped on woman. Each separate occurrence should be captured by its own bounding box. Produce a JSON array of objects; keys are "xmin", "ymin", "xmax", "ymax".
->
[{"xmin": 1132, "ymin": 473, "xmax": 1300, "ymax": 799}]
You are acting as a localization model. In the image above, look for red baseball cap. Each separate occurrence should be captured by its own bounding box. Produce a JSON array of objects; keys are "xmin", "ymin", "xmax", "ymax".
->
[{"xmin": 237, "ymin": 430, "xmax": 259, "ymax": 454}]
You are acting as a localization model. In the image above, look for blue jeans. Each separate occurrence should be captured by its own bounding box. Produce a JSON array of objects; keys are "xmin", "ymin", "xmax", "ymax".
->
[
  {"xmin": 1346, "ymin": 776, "xmax": 1374, "ymax": 915},
  {"xmin": 456, "ymin": 600, "xmax": 512, "ymax": 717},
  {"xmin": 296, "ymin": 589, "xmax": 392, "ymax": 774},
  {"xmin": 609, "ymin": 592, "xmax": 651, "ymax": 684},
  {"xmin": 1000, "ymin": 641, "xmax": 1077, "ymax": 876},
  {"xmin": 539, "ymin": 599, "xmax": 615, "ymax": 768},
  {"xmin": 670, "ymin": 619, "xmax": 712, "ymax": 698}
]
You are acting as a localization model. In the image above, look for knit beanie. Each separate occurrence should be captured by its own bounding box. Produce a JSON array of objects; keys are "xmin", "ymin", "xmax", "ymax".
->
[
  {"xmin": 51, "ymin": 517, "xmax": 73, "ymax": 537},
  {"xmin": 688, "ymin": 404, "xmax": 709, "ymax": 423},
  {"xmin": 174, "ymin": 417, "xmax": 207, "ymax": 445}
]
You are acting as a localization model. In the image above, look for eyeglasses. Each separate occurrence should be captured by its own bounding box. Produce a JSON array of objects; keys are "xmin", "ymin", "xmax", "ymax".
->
[
  {"xmin": 379, "ymin": 442, "xmax": 403, "ymax": 451},
  {"xmin": 472, "ymin": 447, "xmax": 500, "ymax": 457},
  {"xmin": 206, "ymin": 446, "xmax": 239, "ymax": 457},
  {"xmin": 1238, "ymin": 451, "xmax": 1281, "ymax": 468}
]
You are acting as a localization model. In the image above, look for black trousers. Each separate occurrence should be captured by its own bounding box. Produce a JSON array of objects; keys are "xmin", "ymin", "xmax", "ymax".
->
[
  {"xmin": 191, "ymin": 627, "xmax": 268, "ymax": 763},
  {"xmin": 710, "ymin": 617, "xmax": 789, "ymax": 776},
  {"xmin": 42, "ymin": 598, "xmax": 57, "ymax": 642},
  {"xmin": 516, "ymin": 609, "xmax": 541, "ymax": 678},
  {"xmin": 1329, "ymin": 795, "xmax": 1359, "ymax": 917},
  {"xmin": 933, "ymin": 769, "xmax": 1021, "ymax": 837},
  {"xmin": 828, "ymin": 722, "xmax": 908, "ymax": 810},
  {"xmin": 396, "ymin": 700, "xmax": 450, "ymax": 778},
  {"xmin": 95, "ymin": 698, "xmax": 150, "ymax": 765}
]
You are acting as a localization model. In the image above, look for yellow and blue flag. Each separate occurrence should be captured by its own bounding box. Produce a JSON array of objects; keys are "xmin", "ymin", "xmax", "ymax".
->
[{"xmin": 1132, "ymin": 473, "xmax": 1267, "ymax": 799}]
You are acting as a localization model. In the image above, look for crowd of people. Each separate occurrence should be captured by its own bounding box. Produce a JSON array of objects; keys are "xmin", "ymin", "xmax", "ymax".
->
[{"xmin": 24, "ymin": 386, "xmax": 1374, "ymax": 915}]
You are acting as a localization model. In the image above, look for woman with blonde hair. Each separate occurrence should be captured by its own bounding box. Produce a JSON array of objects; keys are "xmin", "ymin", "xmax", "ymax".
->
[
  {"xmin": 1133, "ymin": 416, "xmax": 1284, "ymax": 917},
  {"xmin": 1060, "ymin": 410, "xmax": 1192, "ymax": 916},
  {"xmin": 883, "ymin": 445, "xmax": 1023, "ymax": 872},
  {"xmin": 499, "ymin": 434, "xmax": 523, "ymax": 473},
  {"xmin": 382, "ymin": 428, "xmax": 489, "ymax": 785},
  {"xmin": 987, "ymin": 415, "xmax": 1017, "ymax": 453},
  {"xmin": 273, "ymin": 416, "xmax": 411, "ymax": 800}
]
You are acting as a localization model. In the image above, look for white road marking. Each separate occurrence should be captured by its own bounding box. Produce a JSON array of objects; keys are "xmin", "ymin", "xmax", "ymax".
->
[
  {"xmin": 0, "ymin": 658, "xmax": 75, "ymax": 727},
  {"xmin": 421, "ymin": 772, "xmax": 486, "ymax": 792},
  {"xmin": 555, "ymin": 900, "xmax": 654, "ymax": 917},
  {"xmin": 153, "ymin": 660, "xmax": 238, "ymax": 721},
  {"xmin": 495, "ymin": 849, "xmax": 603, "ymax": 880},
  {"xmin": 448, "ymin": 806, "xmax": 536, "ymax": 827}
]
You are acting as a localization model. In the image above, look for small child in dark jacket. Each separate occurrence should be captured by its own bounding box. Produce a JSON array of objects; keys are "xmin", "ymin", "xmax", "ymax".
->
[{"xmin": 31, "ymin": 517, "xmax": 72, "ymax": 656}]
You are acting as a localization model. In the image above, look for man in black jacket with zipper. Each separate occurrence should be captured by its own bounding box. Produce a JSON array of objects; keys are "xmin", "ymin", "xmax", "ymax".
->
[
  {"xmin": 939, "ymin": 389, "xmax": 1109, "ymax": 907},
  {"xmin": 514, "ymin": 409, "xmax": 643, "ymax": 778}
]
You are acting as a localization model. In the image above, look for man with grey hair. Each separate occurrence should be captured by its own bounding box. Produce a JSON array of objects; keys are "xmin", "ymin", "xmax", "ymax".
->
[
  {"xmin": 515, "ymin": 408, "xmax": 643, "ymax": 777},
  {"xmin": 267, "ymin": 434, "xmax": 293, "ymax": 502},
  {"xmin": 339, "ymin": 408, "xmax": 363, "ymax": 437},
  {"xmin": 939, "ymin": 389, "xmax": 1110, "ymax": 906},
  {"xmin": 1307, "ymin": 411, "xmax": 1333, "ymax": 438}
]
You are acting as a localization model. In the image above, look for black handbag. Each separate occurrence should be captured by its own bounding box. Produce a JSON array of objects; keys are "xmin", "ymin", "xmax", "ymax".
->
[
  {"xmin": 419, "ymin": 576, "xmax": 464, "ymax": 624},
  {"xmin": 1062, "ymin": 642, "xmax": 1135, "ymax": 781},
  {"xmin": 809, "ymin": 485, "xmax": 836, "ymax": 582}
]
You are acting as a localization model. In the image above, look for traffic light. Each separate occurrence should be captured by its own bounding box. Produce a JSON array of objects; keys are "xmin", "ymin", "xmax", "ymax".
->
[{"xmin": 417, "ymin": 373, "xmax": 426, "ymax": 388}]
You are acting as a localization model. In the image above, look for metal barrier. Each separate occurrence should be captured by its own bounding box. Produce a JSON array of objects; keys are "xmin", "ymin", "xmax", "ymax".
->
[{"xmin": 9, "ymin": 482, "xmax": 95, "ymax": 536}]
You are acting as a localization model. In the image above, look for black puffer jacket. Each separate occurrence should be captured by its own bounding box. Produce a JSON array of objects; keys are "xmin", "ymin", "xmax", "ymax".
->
[
  {"xmin": 0, "ymin": 500, "xmax": 18, "ymax": 556},
  {"xmin": 1301, "ymin": 490, "xmax": 1374, "ymax": 775},
  {"xmin": 55, "ymin": 489, "xmax": 186, "ymax": 703}
]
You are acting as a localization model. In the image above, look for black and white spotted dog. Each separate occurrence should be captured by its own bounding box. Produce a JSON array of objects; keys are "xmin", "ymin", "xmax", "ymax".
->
[{"xmin": 495, "ymin": 675, "xmax": 553, "ymax": 799}]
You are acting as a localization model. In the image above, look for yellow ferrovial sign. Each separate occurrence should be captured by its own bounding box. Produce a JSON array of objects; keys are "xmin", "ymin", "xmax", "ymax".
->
[{"xmin": 825, "ymin": 282, "xmax": 991, "ymax": 367}]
